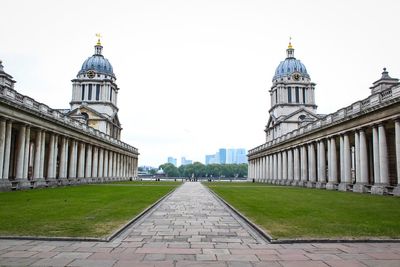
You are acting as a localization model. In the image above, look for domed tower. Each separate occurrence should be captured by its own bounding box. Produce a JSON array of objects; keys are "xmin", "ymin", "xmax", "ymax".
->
[
  {"xmin": 69, "ymin": 36, "xmax": 121, "ymax": 139},
  {"xmin": 265, "ymin": 41, "xmax": 319, "ymax": 142}
]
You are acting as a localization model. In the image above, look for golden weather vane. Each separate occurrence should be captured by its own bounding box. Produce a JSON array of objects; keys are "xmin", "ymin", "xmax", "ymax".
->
[
  {"xmin": 288, "ymin": 36, "xmax": 293, "ymax": 49},
  {"xmin": 96, "ymin": 33, "xmax": 102, "ymax": 45}
]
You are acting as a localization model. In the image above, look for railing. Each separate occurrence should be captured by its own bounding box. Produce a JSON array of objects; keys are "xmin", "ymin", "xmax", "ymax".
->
[
  {"xmin": 248, "ymin": 85, "xmax": 400, "ymax": 155},
  {"xmin": 0, "ymin": 85, "xmax": 138, "ymax": 154}
]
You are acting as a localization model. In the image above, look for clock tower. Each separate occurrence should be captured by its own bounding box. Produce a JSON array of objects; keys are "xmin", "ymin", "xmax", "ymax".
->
[
  {"xmin": 69, "ymin": 36, "xmax": 122, "ymax": 139},
  {"xmin": 265, "ymin": 41, "xmax": 319, "ymax": 142}
]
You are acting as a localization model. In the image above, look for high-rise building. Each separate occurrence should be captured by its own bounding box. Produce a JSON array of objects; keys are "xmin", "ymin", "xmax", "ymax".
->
[
  {"xmin": 205, "ymin": 148, "xmax": 247, "ymax": 164},
  {"xmin": 167, "ymin": 157, "xmax": 177, "ymax": 167},
  {"xmin": 218, "ymin": 149, "xmax": 227, "ymax": 164},
  {"xmin": 181, "ymin": 157, "xmax": 192, "ymax": 166}
]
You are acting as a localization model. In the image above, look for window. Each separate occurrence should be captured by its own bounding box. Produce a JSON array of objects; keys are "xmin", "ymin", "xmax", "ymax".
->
[
  {"xmin": 96, "ymin": 84, "xmax": 100, "ymax": 100},
  {"xmin": 303, "ymin": 87, "xmax": 306, "ymax": 103},
  {"xmin": 81, "ymin": 85, "xmax": 85, "ymax": 100},
  {"xmin": 88, "ymin": 84, "xmax": 92, "ymax": 100},
  {"xmin": 295, "ymin": 87, "xmax": 299, "ymax": 103},
  {"xmin": 288, "ymin": 87, "xmax": 292, "ymax": 103},
  {"xmin": 110, "ymin": 87, "xmax": 113, "ymax": 101},
  {"xmin": 275, "ymin": 90, "xmax": 278, "ymax": 103}
]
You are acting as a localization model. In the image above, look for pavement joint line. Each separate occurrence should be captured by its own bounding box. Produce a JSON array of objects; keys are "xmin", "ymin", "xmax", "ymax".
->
[{"xmin": 206, "ymin": 183, "xmax": 400, "ymax": 244}]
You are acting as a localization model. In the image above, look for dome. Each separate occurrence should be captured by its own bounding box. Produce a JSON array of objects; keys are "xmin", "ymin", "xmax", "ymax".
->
[
  {"xmin": 78, "ymin": 43, "xmax": 115, "ymax": 78},
  {"xmin": 273, "ymin": 44, "xmax": 310, "ymax": 81}
]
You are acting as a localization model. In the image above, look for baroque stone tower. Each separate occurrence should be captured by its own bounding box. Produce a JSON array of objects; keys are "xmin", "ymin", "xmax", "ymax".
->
[
  {"xmin": 265, "ymin": 42, "xmax": 319, "ymax": 142},
  {"xmin": 69, "ymin": 36, "xmax": 121, "ymax": 139}
]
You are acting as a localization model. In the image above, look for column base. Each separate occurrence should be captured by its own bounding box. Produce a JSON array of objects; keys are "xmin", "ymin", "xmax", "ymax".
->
[
  {"xmin": 34, "ymin": 178, "xmax": 48, "ymax": 188},
  {"xmin": 58, "ymin": 178, "xmax": 70, "ymax": 186},
  {"xmin": 306, "ymin": 181, "xmax": 316, "ymax": 188},
  {"xmin": 353, "ymin": 183, "xmax": 369, "ymax": 193},
  {"xmin": 371, "ymin": 184, "xmax": 389, "ymax": 195},
  {"xmin": 46, "ymin": 178, "xmax": 58, "ymax": 187},
  {"xmin": 315, "ymin": 182, "xmax": 326, "ymax": 189},
  {"xmin": 393, "ymin": 186, "xmax": 400, "ymax": 196},
  {"xmin": 298, "ymin": 181, "xmax": 307, "ymax": 187},
  {"xmin": 338, "ymin": 183, "xmax": 351, "ymax": 192},
  {"xmin": 13, "ymin": 179, "xmax": 32, "ymax": 190},
  {"xmin": 326, "ymin": 182, "xmax": 338, "ymax": 190},
  {"xmin": 0, "ymin": 179, "xmax": 12, "ymax": 191}
]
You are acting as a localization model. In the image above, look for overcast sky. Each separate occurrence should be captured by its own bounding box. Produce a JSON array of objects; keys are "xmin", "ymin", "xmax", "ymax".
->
[{"xmin": 1, "ymin": 0, "xmax": 399, "ymax": 167}]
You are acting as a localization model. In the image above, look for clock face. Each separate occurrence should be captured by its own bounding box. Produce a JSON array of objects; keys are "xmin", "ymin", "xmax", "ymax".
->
[
  {"xmin": 292, "ymin": 73, "xmax": 300, "ymax": 81},
  {"xmin": 87, "ymin": 70, "xmax": 95, "ymax": 79}
]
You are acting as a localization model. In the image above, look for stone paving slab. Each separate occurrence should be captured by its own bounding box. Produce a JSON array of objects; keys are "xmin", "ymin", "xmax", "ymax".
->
[{"xmin": 1, "ymin": 182, "xmax": 400, "ymax": 266}]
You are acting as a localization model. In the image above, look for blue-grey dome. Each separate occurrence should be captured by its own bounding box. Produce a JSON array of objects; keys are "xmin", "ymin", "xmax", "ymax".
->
[
  {"xmin": 78, "ymin": 44, "xmax": 115, "ymax": 78},
  {"xmin": 78, "ymin": 55, "xmax": 114, "ymax": 77},
  {"xmin": 273, "ymin": 45, "xmax": 310, "ymax": 81},
  {"xmin": 273, "ymin": 58, "xmax": 309, "ymax": 80}
]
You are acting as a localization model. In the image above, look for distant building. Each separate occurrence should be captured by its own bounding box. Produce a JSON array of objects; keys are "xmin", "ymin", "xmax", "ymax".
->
[
  {"xmin": 205, "ymin": 148, "xmax": 247, "ymax": 164},
  {"xmin": 167, "ymin": 157, "xmax": 177, "ymax": 166},
  {"xmin": 181, "ymin": 157, "xmax": 192, "ymax": 166},
  {"xmin": 219, "ymin": 149, "xmax": 227, "ymax": 164}
]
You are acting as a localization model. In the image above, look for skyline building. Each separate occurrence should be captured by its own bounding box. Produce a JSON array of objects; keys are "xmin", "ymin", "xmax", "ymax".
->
[
  {"xmin": 181, "ymin": 157, "xmax": 192, "ymax": 166},
  {"xmin": 167, "ymin": 157, "xmax": 177, "ymax": 167},
  {"xmin": 205, "ymin": 148, "xmax": 247, "ymax": 165}
]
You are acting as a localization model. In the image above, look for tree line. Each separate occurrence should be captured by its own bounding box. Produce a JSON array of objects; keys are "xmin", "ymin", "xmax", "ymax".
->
[{"xmin": 157, "ymin": 162, "xmax": 248, "ymax": 178}]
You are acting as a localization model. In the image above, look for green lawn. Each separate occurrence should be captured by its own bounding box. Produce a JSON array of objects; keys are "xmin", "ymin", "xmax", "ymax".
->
[
  {"xmin": 206, "ymin": 182, "xmax": 400, "ymax": 239},
  {"xmin": 0, "ymin": 182, "xmax": 179, "ymax": 238}
]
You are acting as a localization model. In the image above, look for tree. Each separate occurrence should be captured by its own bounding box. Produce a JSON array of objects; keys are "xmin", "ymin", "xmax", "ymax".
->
[{"xmin": 159, "ymin": 163, "xmax": 180, "ymax": 177}]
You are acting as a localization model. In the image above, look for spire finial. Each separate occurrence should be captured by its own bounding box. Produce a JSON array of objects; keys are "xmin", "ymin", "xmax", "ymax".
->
[
  {"xmin": 96, "ymin": 33, "xmax": 102, "ymax": 46},
  {"xmin": 288, "ymin": 36, "xmax": 293, "ymax": 49}
]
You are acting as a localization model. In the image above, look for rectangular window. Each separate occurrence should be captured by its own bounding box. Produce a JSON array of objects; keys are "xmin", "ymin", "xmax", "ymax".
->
[
  {"xmin": 81, "ymin": 85, "xmax": 85, "ymax": 100},
  {"xmin": 88, "ymin": 84, "xmax": 92, "ymax": 100},
  {"xmin": 96, "ymin": 84, "xmax": 100, "ymax": 100},
  {"xmin": 302, "ymin": 87, "xmax": 306, "ymax": 103},
  {"xmin": 295, "ymin": 87, "xmax": 299, "ymax": 103},
  {"xmin": 288, "ymin": 86, "xmax": 292, "ymax": 103},
  {"xmin": 110, "ymin": 87, "xmax": 113, "ymax": 101},
  {"xmin": 275, "ymin": 90, "xmax": 278, "ymax": 103}
]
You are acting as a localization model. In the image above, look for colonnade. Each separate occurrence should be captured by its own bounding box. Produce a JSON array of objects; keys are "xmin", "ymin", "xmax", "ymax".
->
[
  {"xmin": 248, "ymin": 119, "xmax": 400, "ymax": 195},
  {"xmin": 0, "ymin": 118, "xmax": 138, "ymax": 190}
]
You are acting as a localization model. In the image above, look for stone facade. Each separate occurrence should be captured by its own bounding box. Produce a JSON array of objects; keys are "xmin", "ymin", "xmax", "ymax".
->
[
  {"xmin": 0, "ymin": 57, "xmax": 138, "ymax": 191},
  {"xmin": 248, "ymin": 47, "xmax": 400, "ymax": 195}
]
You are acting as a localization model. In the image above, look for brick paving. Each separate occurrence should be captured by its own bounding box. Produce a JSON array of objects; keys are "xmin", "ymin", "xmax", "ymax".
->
[{"xmin": 1, "ymin": 182, "xmax": 400, "ymax": 266}]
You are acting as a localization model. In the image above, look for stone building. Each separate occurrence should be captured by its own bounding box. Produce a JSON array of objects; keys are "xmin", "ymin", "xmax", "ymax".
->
[
  {"xmin": 0, "ymin": 39, "xmax": 139, "ymax": 191},
  {"xmin": 248, "ymin": 43, "xmax": 400, "ymax": 195}
]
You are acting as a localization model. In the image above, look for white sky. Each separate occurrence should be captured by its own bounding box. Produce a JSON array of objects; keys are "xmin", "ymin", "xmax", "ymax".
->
[{"xmin": 1, "ymin": 0, "xmax": 399, "ymax": 167}]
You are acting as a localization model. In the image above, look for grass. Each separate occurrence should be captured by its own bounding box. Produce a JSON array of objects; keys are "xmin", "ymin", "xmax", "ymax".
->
[
  {"xmin": 206, "ymin": 182, "xmax": 400, "ymax": 239},
  {"xmin": 0, "ymin": 182, "xmax": 179, "ymax": 238}
]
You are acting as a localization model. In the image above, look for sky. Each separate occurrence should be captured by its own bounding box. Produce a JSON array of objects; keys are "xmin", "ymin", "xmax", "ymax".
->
[{"xmin": 1, "ymin": 0, "xmax": 399, "ymax": 167}]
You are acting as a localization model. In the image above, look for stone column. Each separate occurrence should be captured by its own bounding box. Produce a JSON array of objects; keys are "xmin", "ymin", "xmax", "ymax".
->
[
  {"xmin": 33, "ymin": 130, "xmax": 42, "ymax": 179},
  {"xmin": 354, "ymin": 131, "xmax": 360, "ymax": 183},
  {"xmin": 22, "ymin": 126, "xmax": 31, "ymax": 179},
  {"xmin": 39, "ymin": 131, "xmax": 46, "ymax": 179},
  {"xmin": 273, "ymin": 153, "xmax": 278, "ymax": 181},
  {"xmin": 92, "ymin": 146, "xmax": 99, "ymax": 179},
  {"xmin": 52, "ymin": 135, "xmax": 58, "ymax": 179},
  {"xmin": 64, "ymin": 138, "xmax": 69, "ymax": 179},
  {"xmin": 394, "ymin": 120, "xmax": 400, "ymax": 196},
  {"xmin": 308, "ymin": 143, "xmax": 316, "ymax": 186},
  {"xmin": 300, "ymin": 145, "xmax": 307, "ymax": 184},
  {"xmin": 277, "ymin": 152, "xmax": 282, "ymax": 182},
  {"xmin": 293, "ymin": 147, "xmax": 300, "ymax": 183},
  {"xmin": 59, "ymin": 136, "xmax": 67, "ymax": 179},
  {"xmin": 287, "ymin": 149, "xmax": 293, "ymax": 181},
  {"xmin": 372, "ymin": 124, "xmax": 389, "ymax": 195},
  {"xmin": 104, "ymin": 150, "xmax": 109, "ymax": 178},
  {"xmin": 85, "ymin": 145, "xmax": 92, "ymax": 179},
  {"xmin": 318, "ymin": 140, "xmax": 327, "ymax": 186},
  {"xmin": 68, "ymin": 140, "xmax": 76, "ymax": 179},
  {"xmin": 354, "ymin": 128, "xmax": 369, "ymax": 192},
  {"xmin": 327, "ymin": 137, "xmax": 338, "ymax": 190},
  {"xmin": 2, "ymin": 120, "xmax": 12, "ymax": 180},
  {"xmin": 98, "ymin": 148, "xmax": 104, "ymax": 178},
  {"xmin": 108, "ymin": 151, "xmax": 113, "ymax": 178},
  {"xmin": 77, "ymin": 142, "xmax": 85, "ymax": 179},
  {"xmin": 339, "ymin": 135, "xmax": 344, "ymax": 182},
  {"xmin": 46, "ymin": 134, "xmax": 55, "ymax": 179},
  {"xmin": 372, "ymin": 125, "xmax": 380, "ymax": 184},
  {"xmin": 0, "ymin": 119, "xmax": 6, "ymax": 179},
  {"xmin": 16, "ymin": 125, "xmax": 26, "ymax": 179},
  {"xmin": 282, "ymin": 150, "xmax": 288, "ymax": 182},
  {"xmin": 339, "ymin": 133, "xmax": 351, "ymax": 191}
]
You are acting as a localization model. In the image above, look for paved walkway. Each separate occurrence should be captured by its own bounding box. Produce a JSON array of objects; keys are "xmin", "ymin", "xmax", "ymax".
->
[{"xmin": 1, "ymin": 182, "xmax": 400, "ymax": 267}]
